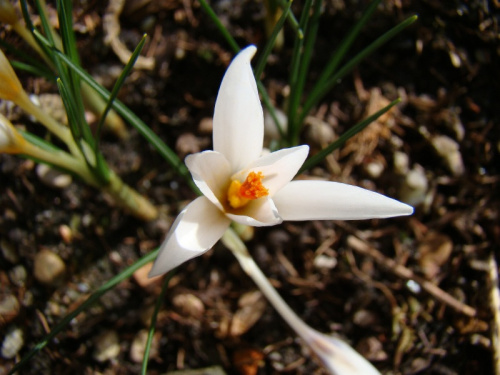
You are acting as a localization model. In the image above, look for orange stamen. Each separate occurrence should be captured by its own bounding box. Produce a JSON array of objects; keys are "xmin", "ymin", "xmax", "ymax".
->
[
  {"xmin": 227, "ymin": 171, "xmax": 269, "ymax": 209},
  {"xmin": 239, "ymin": 171, "xmax": 269, "ymax": 199}
]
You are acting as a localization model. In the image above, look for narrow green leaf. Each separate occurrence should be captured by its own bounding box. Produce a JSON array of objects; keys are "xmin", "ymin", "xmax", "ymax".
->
[
  {"xmin": 313, "ymin": 0, "xmax": 382, "ymax": 92},
  {"xmin": 56, "ymin": 78, "xmax": 82, "ymax": 140},
  {"xmin": 9, "ymin": 60, "xmax": 54, "ymax": 80},
  {"xmin": 141, "ymin": 271, "xmax": 174, "ymax": 375},
  {"xmin": 95, "ymin": 34, "xmax": 147, "ymax": 142},
  {"xmin": 275, "ymin": 0, "xmax": 303, "ymax": 38},
  {"xmin": 298, "ymin": 98, "xmax": 401, "ymax": 173},
  {"xmin": 38, "ymin": 41, "xmax": 197, "ymax": 191},
  {"xmin": 254, "ymin": 0, "xmax": 292, "ymax": 81},
  {"xmin": 198, "ymin": 0, "xmax": 240, "ymax": 53},
  {"xmin": 19, "ymin": 130, "xmax": 64, "ymax": 153},
  {"xmin": 287, "ymin": 0, "xmax": 322, "ymax": 145},
  {"xmin": 299, "ymin": 15, "xmax": 418, "ymax": 125},
  {"xmin": 8, "ymin": 249, "xmax": 160, "ymax": 375}
]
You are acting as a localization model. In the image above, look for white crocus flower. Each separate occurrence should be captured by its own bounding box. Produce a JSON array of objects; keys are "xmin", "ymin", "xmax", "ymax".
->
[{"xmin": 149, "ymin": 45, "xmax": 413, "ymax": 277}]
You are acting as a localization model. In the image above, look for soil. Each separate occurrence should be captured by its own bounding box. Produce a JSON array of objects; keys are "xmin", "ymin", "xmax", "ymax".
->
[{"xmin": 0, "ymin": 0, "xmax": 499, "ymax": 374}]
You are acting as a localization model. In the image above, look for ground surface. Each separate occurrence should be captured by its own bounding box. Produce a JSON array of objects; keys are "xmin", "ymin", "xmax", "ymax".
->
[{"xmin": 0, "ymin": 0, "xmax": 499, "ymax": 374}]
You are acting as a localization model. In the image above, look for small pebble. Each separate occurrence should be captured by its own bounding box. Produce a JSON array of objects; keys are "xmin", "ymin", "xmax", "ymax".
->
[
  {"xmin": 431, "ymin": 135, "xmax": 465, "ymax": 176},
  {"xmin": 93, "ymin": 330, "xmax": 120, "ymax": 362},
  {"xmin": 36, "ymin": 164, "xmax": 72, "ymax": 189},
  {"xmin": 1, "ymin": 326, "xmax": 23, "ymax": 359},
  {"xmin": 264, "ymin": 108, "xmax": 287, "ymax": 142},
  {"xmin": 33, "ymin": 249, "xmax": 66, "ymax": 286},
  {"xmin": 393, "ymin": 151, "xmax": 409, "ymax": 175},
  {"xmin": 198, "ymin": 117, "xmax": 213, "ymax": 134},
  {"xmin": 8, "ymin": 265, "xmax": 27, "ymax": 287},
  {"xmin": 0, "ymin": 294, "xmax": 20, "ymax": 325},
  {"xmin": 172, "ymin": 293, "xmax": 205, "ymax": 319},
  {"xmin": 129, "ymin": 329, "xmax": 158, "ymax": 363},
  {"xmin": 364, "ymin": 160, "xmax": 384, "ymax": 179},
  {"xmin": 399, "ymin": 165, "xmax": 428, "ymax": 206},
  {"xmin": 313, "ymin": 254, "xmax": 337, "ymax": 270},
  {"xmin": 0, "ymin": 239, "xmax": 19, "ymax": 263}
]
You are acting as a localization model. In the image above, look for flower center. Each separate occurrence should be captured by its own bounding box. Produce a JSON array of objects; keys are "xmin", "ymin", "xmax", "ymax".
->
[{"xmin": 227, "ymin": 171, "xmax": 269, "ymax": 209}]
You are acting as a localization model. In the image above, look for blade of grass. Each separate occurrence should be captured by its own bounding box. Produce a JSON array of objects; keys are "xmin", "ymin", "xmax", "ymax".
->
[
  {"xmin": 252, "ymin": 1, "xmax": 292, "ymax": 141},
  {"xmin": 254, "ymin": 0, "xmax": 292, "ymax": 80},
  {"xmin": 299, "ymin": 15, "xmax": 417, "ymax": 125},
  {"xmin": 55, "ymin": 0, "xmax": 96, "ymax": 148},
  {"xmin": 96, "ymin": 34, "xmax": 147, "ymax": 142},
  {"xmin": 276, "ymin": 0, "xmax": 303, "ymax": 38},
  {"xmin": 0, "ymin": 39, "xmax": 53, "ymax": 77},
  {"xmin": 141, "ymin": 270, "xmax": 174, "ymax": 375},
  {"xmin": 198, "ymin": 0, "xmax": 239, "ymax": 53},
  {"xmin": 314, "ymin": 0, "xmax": 381, "ymax": 90},
  {"xmin": 35, "ymin": 37, "xmax": 197, "ymax": 191},
  {"xmin": 287, "ymin": 0, "xmax": 322, "ymax": 145},
  {"xmin": 8, "ymin": 249, "xmax": 160, "ymax": 375},
  {"xmin": 9, "ymin": 59, "xmax": 54, "ymax": 80},
  {"xmin": 288, "ymin": 0, "xmax": 314, "ymax": 86},
  {"xmin": 298, "ymin": 98, "xmax": 401, "ymax": 173},
  {"xmin": 20, "ymin": 130, "xmax": 65, "ymax": 152}
]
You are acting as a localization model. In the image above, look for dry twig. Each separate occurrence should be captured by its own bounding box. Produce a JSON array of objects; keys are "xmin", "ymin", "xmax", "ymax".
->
[{"xmin": 347, "ymin": 235, "xmax": 476, "ymax": 317}]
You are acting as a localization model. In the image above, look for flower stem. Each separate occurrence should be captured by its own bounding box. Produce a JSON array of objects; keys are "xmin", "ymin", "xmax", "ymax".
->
[
  {"xmin": 222, "ymin": 228, "xmax": 314, "ymax": 339},
  {"xmin": 222, "ymin": 228, "xmax": 381, "ymax": 375}
]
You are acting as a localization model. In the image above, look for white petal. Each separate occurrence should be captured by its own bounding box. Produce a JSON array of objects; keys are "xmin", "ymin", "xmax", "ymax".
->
[
  {"xmin": 273, "ymin": 181, "xmax": 413, "ymax": 221},
  {"xmin": 185, "ymin": 150, "xmax": 231, "ymax": 210},
  {"xmin": 213, "ymin": 45, "xmax": 263, "ymax": 172},
  {"xmin": 227, "ymin": 197, "xmax": 282, "ymax": 227},
  {"xmin": 149, "ymin": 197, "xmax": 231, "ymax": 277},
  {"xmin": 236, "ymin": 145, "xmax": 309, "ymax": 196}
]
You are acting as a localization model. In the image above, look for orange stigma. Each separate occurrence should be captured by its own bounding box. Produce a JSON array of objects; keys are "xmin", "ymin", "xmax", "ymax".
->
[{"xmin": 227, "ymin": 171, "xmax": 269, "ymax": 209}]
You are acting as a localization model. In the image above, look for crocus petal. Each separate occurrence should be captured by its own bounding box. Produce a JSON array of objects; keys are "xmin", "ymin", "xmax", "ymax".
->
[
  {"xmin": 185, "ymin": 150, "xmax": 231, "ymax": 210},
  {"xmin": 273, "ymin": 180, "xmax": 413, "ymax": 221},
  {"xmin": 213, "ymin": 46, "xmax": 263, "ymax": 172},
  {"xmin": 239, "ymin": 145, "xmax": 309, "ymax": 196},
  {"xmin": 149, "ymin": 197, "xmax": 231, "ymax": 277},
  {"xmin": 227, "ymin": 197, "xmax": 282, "ymax": 227}
]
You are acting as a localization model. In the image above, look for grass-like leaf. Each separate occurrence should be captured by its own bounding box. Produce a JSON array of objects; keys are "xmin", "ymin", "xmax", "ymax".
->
[
  {"xmin": 313, "ymin": 0, "xmax": 382, "ymax": 91},
  {"xmin": 287, "ymin": 0, "xmax": 322, "ymax": 145},
  {"xmin": 37, "ymin": 41, "xmax": 197, "ymax": 191},
  {"xmin": 96, "ymin": 34, "xmax": 147, "ymax": 142},
  {"xmin": 299, "ymin": 98, "xmax": 401, "ymax": 173},
  {"xmin": 299, "ymin": 15, "xmax": 418, "ymax": 125},
  {"xmin": 198, "ymin": 0, "xmax": 240, "ymax": 53},
  {"xmin": 254, "ymin": 0, "xmax": 293, "ymax": 81},
  {"xmin": 141, "ymin": 271, "xmax": 174, "ymax": 374}
]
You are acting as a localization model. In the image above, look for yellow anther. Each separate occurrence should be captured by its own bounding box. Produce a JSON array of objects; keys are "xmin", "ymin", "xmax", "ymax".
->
[{"xmin": 227, "ymin": 171, "xmax": 269, "ymax": 209}]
